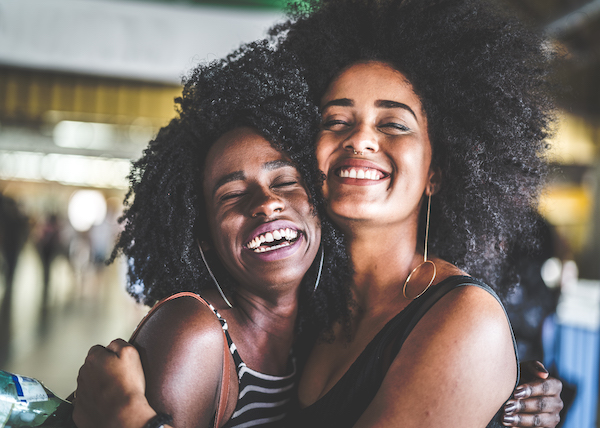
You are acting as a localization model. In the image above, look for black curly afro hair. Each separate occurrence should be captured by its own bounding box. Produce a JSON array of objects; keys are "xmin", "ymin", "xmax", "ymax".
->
[
  {"xmin": 111, "ymin": 40, "xmax": 352, "ymax": 337},
  {"xmin": 273, "ymin": 0, "xmax": 556, "ymax": 296}
]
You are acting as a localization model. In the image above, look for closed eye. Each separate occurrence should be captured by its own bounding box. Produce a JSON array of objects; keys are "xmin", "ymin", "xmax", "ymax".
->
[
  {"xmin": 273, "ymin": 181, "xmax": 298, "ymax": 187},
  {"xmin": 219, "ymin": 192, "xmax": 246, "ymax": 202},
  {"xmin": 321, "ymin": 119, "xmax": 351, "ymax": 131},
  {"xmin": 379, "ymin": 122, "xmax": 410, "ymax": 134}
]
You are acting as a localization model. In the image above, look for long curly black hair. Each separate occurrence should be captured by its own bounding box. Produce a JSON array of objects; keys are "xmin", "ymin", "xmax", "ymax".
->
[
  {"xmin": 273, "ymin": 0, "xmax": 556, "ymax": 296},
  {"xmin": 111, "ymin": 40, "xmax": 352, "ymax": 337}
]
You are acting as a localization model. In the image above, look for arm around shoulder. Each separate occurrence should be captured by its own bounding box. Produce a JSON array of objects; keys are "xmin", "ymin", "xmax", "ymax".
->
[{"xmin": 355, "ymin": 284, "xmax": 517, "ymax": 428}]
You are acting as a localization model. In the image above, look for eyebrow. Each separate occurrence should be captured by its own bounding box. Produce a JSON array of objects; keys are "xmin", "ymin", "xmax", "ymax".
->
[
  {"xmin": 212, "ymin": 159, "xmax": 296, "ymax": 196},
  {"xmin": 321, "ymin": 98, "xmax": 417, "ymax": 120},
  {"xmin": 375, "ymin": 100, "xmax": 417, "ymax": 120}
]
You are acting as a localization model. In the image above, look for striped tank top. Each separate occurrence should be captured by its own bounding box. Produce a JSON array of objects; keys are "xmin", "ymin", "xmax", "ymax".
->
[{"xmin": 208, "ymin": 304, "xmax": 297, "ymax": 428}]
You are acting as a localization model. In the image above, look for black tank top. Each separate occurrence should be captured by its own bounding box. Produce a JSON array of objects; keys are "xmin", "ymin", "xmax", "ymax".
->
[{"xmin": 290, "ymin": 276, "xmax": 519, "ymax": 427}]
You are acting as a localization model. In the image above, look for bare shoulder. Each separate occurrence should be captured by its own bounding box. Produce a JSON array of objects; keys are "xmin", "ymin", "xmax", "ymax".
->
[
  {"xmin": 354, "ymin": 269, "xmax": 517, "ymax": 427},
  {"xmin": 135, "ymin": 296, "xmax": 223, "ymax": 353},
  {"xmin": 132, "ymin": 294, "xmax": 228, "ymax": 427}
]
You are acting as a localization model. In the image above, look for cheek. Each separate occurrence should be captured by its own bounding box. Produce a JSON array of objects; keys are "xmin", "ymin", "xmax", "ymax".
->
[
  {"xmin": 315, "ymin": 135, "xmax": 332, "ymax": 172},
  {"xmin": 395, "ymin": 143, "xmax": 431, "ymax": 173},
  {"xmin": 208, "ymin": 209, "xmax": 239, "ymax": 250}
]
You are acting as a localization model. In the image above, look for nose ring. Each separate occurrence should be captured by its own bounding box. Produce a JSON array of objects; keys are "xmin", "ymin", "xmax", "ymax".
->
[{"xmin": 353, "ymin": 149, "xmax": 364, "ymax": 156}]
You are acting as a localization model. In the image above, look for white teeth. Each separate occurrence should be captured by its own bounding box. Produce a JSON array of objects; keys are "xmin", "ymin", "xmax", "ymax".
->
[
  {"xmin": 337, "ymin": 167, "xmax": 381, "ymax": 180},
  {"xmin": 245, "ymin": 228, "xmax": 299, "ymax": 250},
  {"xmin": 254, "ymin": 241, "xmax": 291, "ymax": 253}
]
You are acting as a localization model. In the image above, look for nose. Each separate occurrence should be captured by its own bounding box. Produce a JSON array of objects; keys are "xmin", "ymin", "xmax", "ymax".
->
[
  {"xmin": 249, "ymin": 186, "xmax": 285, "ymax": 218},
  {"xmin": 344, "ymin": 123, "xmax": 379, "ymax": 155}
]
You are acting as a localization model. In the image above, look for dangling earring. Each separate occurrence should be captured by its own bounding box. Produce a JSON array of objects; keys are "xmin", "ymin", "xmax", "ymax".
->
[
  {"xmin": 197, "ymin": 240, "xmax": 233, "ymax": 308},
  {"xmin": 313, "ymin": 246, "xmax": 325, "ymax": 294},
  {"xmin": 402, "ymin": 192, "xmax": 437, "ymax": 300}
]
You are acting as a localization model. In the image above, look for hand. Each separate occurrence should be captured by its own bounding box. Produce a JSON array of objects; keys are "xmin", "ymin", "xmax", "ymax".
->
[
  {"xmin": 502, "ymin": 361, "xmax": 563, "ymax": 427},
  {"xmin": 72, "ymin": 339, "xmax": 158, "ymax": 428}
]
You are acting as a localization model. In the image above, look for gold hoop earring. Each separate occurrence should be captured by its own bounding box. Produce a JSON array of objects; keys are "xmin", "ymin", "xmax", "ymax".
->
[{"xmin": 402, "ymin": 193, "xmax": 437, "ymax": 300}]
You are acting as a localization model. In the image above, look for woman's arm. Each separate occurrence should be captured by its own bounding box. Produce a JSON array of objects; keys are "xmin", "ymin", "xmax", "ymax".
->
[
  {"xmin": 354, "ymin": 285, "xmax": 517, "ymax": 428},
  {"xmin": 73, "ymin": 339, "xmax": 166, "ymax": 428}
]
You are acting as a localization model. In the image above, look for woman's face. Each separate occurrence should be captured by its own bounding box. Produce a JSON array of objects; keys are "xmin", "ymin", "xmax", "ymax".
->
[
  {"xmin": 316, "ymin": 61, "xmax": 438, "ymax": 230},
  {"xmin": 203, "ymin": 127, "xmax": 321, "ymax": 293}
]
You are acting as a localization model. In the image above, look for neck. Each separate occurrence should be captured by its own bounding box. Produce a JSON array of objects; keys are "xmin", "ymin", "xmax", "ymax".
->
[
  {"xmin": 234, "ymin": 285, "xmax": 299, "ymax": 338},
  {"xmin": 226, "ymin": 282, "xmax": 300, "ymax": 374},
  {"xmin": 343, "ymin": 219, "xmax": 422, "ymax": 310}
]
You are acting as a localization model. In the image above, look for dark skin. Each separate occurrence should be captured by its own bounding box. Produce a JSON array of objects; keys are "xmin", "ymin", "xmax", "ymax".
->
[
  {"xmin": 73, "ymin": 127, "xmax": 321, "ymax": 428},
  {"xmin": 72, "ymin": 66, "xmax": 564, "ymax": 427},
  {"xmin": 73, "ymin": 114, "xmax": 564, "ymax": 427},
  {"xmin": 73, "ymin": 123, "xmax": 564, "ymax": 428},
  {"xmin": 73, "ymin": 117, "xmax": 564, "ymax": 428},
  {"xmin": 503, "ymin": 361, "xmax": 563, "ymax": 427},
  {"xmin": 298, "ymin": 61, "xmax": 562, "ymax": 428}
]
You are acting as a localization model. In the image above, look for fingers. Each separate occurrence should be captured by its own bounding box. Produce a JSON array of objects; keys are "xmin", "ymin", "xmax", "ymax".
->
[
  {"xmin": 504, "ymin": 395, "xmax": 563, "ymax": 416},
  {"xmin": 502, "ymin": 380, "xmax": 564, "ymax": 428},
  {"xmin": 106, "ymin": 338, "xmax": 131, "ymax": 355},
  {"xmin": 513, "ymin": 378, "xmax": 563, "ymax": 400},
  {"xmin": 520, "ymin": 361, "xmax": 549, "ymax": 381},
  {"xmin": 73, "ymin": 340, "xmax": 143, "ymax": 428},
  {"xmin": 502, "ymin": 412, "xmax": 561, "ymax": 427}
]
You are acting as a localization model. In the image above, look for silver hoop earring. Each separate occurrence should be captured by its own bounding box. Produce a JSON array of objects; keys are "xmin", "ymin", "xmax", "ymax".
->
[
  {"xmin": 402, "ymin": 193, "xmax": 437, "ymax": 300},
  {"xmin": 197, "ymin": 240, "xmax": 233, "ymax": 308},
  {"xmin": 313, "ymin": 246, "xmax": 325, "ymax": 294}
]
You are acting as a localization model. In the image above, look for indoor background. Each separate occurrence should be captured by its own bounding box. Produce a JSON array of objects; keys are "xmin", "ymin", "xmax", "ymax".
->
[{"xmin": 0, "ymin": 0, "xmax": 599, "ymax": 427}]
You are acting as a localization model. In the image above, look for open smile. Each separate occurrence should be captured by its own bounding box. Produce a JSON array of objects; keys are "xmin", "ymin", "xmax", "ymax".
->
[
  {"xmin": 335, "ymin": 166, "xmax": 386, "ymax": 180},
  {"xmin": 245, "ymin": 227, "xmax": 301, "ymax": 253},
  {"xmin": 243, "ymin": 219, "xmax": 305, "ymax": 260},
  {"xmin": 331, "ymin": 159, "xmax": 390, "ymax": 184}
]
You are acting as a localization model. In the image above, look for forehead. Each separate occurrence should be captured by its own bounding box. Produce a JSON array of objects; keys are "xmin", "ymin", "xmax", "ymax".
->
[
  {"xmin": 203, "ymin": 127, "xmax": 290, "ymax": 183},
  {"xmin": 322, "ymin": 61, "xmax": 423, "ymax": 111}
]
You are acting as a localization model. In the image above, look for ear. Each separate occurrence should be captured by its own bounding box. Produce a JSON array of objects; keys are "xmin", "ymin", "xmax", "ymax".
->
[{"xmin": 427, "ymin": 167, "xmax": 442, "ymax": 196}]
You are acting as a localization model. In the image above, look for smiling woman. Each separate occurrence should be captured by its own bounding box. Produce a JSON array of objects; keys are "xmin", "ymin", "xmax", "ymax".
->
[
  {"xmin": 202, "ymin": 127, "xmax": 321, "ymax": 296},
  {"xmin": 317, "ymin": 62, "xmax": 437, "ymax": 229},
  {"xmin": 274, "ymin": 0, "xmax": 563, "ymax": 426},
  {"xmin": 71, "ymin": 41, "xmax": 352, "ymax": 428}
]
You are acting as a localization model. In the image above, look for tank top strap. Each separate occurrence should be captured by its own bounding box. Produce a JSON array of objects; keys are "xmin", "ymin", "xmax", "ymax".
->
[{"xmin": 206, "ymin": 303, "xmax": 245, "ymax": 370}]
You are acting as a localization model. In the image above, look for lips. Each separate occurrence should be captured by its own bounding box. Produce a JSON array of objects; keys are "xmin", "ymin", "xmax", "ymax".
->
[{"xmin": 244, "ymin": 220, "xmax": 302, "ymax": 254}]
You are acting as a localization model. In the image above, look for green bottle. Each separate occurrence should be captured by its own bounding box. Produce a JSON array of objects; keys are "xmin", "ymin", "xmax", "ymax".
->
[{"xmin": 0, "ymin": 370, "xmax": 76, "ymax": 428}]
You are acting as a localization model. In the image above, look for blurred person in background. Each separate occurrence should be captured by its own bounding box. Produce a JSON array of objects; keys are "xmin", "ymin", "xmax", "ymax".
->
[{"xmin": 0, "ymin": 193, "xmax": 30, "ymax": 365}]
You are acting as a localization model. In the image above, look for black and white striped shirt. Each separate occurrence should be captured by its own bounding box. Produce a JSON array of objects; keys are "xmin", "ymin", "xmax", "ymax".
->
[{"xmin": 209, "ymin": 304, "xmax": 297, "ymax": 428}]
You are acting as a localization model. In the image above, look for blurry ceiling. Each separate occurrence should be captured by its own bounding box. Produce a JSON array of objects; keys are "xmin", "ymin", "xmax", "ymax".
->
[{"xmin": 136, "ymin": 0, "xmax": 286, "ymax": 8}]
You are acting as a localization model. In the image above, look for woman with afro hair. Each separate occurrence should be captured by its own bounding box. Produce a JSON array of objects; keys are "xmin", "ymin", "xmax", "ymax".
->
[
  {"xmin": 270, "ymin": 0, "xmax": 563, "ymax": 426},
  {"xmin": 72, "ymin": 41, "xmax": 353, "ymax": 428},
  {"xmin": 73, "ymin": 0, "xmax": 564, "ymax": 427}
]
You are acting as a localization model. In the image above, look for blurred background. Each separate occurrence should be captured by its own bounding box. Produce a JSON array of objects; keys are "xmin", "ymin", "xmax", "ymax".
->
[{"xmin": 0, "ymin": 0, "xmax": 599, "ymax": 427}]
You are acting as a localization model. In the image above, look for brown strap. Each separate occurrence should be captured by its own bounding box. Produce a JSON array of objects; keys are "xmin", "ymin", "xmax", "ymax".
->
[{"xmin": 129, "ymin": 292, "xmax": 231, "ymax": 428}]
